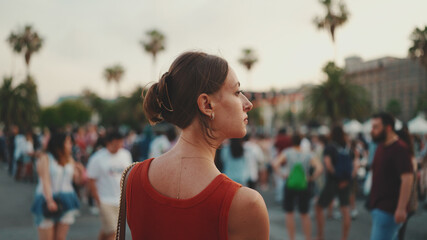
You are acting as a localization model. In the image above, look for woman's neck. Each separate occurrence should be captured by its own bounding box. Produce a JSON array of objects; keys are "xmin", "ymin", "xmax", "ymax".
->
[
  {"xmin": 175, "ymin": 127, "xmax": 221, "ymax": 162},
  {"xmin": 293, "ymin": 146, "xmax": 301, "ymax": 151},
  {"xmin": 57, "ymin": 153, "xmax": 69, "ymax": 166}
]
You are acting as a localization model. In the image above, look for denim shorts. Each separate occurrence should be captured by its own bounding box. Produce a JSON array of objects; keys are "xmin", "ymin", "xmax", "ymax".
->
[{"xmin": 370, "ymin": 208, "xmax": 402, "ymax": 240}]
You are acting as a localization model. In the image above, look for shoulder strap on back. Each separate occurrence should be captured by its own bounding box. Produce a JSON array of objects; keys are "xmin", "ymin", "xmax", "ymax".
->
[{"xmin": 116, "ymin": 162, "xmax": 139, "ymax": 240}]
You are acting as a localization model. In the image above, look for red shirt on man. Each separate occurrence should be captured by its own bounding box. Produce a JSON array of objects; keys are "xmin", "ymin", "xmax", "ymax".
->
[{"xmin": 369, "ymin": 139, "xmax": 413, "ymax": 214}]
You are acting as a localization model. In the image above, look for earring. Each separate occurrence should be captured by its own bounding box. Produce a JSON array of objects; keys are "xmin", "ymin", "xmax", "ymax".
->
[{"xmin": 210, "ymin": 113, "xmax": 215, "ymax": 120}]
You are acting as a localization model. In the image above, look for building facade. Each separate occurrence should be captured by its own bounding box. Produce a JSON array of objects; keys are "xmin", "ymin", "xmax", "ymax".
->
[{"xmin": 345, "ymin": 56, "xmax": 427, "ymax": 121}]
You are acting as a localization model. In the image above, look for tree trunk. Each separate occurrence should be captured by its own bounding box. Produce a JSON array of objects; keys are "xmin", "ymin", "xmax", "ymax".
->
[
  {"xmin": 116, "ymin": 81, "xmax": 121, "ymax": 98},
  {"xmin": 247, "ymin": 70, "xmax": 252, "ymax": 90},
  {"xmin": 152, "ymin": 56, "xmax": 157, "ymax": 82},
  {"xmin": 25, "ymin": 52, "xmax": 31, "ymax": 77},
  {"xmin": 333, "ymin": 42, "xmax": 338, "ymax": 63}
]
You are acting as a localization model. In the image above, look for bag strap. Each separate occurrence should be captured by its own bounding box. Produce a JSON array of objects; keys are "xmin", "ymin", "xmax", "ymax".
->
[{"xmin": 116, "ymin": 162, "xmax": 139, "ymax": 240}]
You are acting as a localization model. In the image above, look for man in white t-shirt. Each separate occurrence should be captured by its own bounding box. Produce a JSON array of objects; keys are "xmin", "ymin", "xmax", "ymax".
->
[
  {"xmin": 243, "ymin": 134, "xmax": 264, "ymax": 189},
  {"xmin": 149, "ymin": 133, "xmax": 171, "ymax": 158},
  {"xmin": 87, "ymin": 131, "xmax": 132, "ymax": 240}
]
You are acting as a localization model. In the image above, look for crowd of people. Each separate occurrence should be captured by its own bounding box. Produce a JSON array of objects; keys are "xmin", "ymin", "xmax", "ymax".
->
[
  {"xmin": 1, "ymin": 113, "xmax": 427, "ymax": 239},
  {"xmin": 0, "ymin": 123, "xmax": 181, "ymax": 240},
  {"xmin": 0, "ymin": 51, "xmax": 426, "ymax": 240},
  {"xmin": 218, "ymin": 114, "xmax": 427, "ymax": 240}
]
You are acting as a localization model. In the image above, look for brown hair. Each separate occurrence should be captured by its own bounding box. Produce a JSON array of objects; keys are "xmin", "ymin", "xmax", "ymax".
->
[
  {"xmin": 143, "ymin": 51, "xmax": 229, "ymax": 140},
  {"xmin": 330, "ymin": 125, "xmax": 346, "ymax": 148}
]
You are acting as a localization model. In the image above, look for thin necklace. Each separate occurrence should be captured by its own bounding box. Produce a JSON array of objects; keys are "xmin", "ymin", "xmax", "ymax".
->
[
  {"xmin": 179, "ymin": 135, "xmax": 215, "ymax": 162},
  {"xmin": 181, "ymin": 156, "xmax": 214, "ymax": 164},
  {"xmin": 177, "ymin": 157, "xmax": 182, "ymax": 199},
  {"xmin": 180, "ymin": 135, "xmax": 200, "ymax": 148},
  {"xmin": 176, "ymin": 135, "xmax": 216, "ymax": 199}
]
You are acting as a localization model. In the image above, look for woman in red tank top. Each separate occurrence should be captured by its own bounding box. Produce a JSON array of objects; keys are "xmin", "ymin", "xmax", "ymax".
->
[{"xmin": 125, "ymin": 51, "xmax": 269, "ymax": 240}]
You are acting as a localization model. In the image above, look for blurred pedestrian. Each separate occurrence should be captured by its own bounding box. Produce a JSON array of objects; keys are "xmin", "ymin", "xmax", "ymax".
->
[
  {"xmin": 273, "ymin": 134, "xmax": 323, "ymax": 240},
  {"xmin": 315, "ymin": 126, "xmax": 353, "ymax": 240},
  {"xmin": 13, "ymin": 130, "xmax": 35, "ymax": 180},
  {"xmin": 7, "ymin": 125, "xmax": 19, "ymax": 176},
  {"xmin": 0, "ymin": 127, "xmax": 8, "ymax": 168},
  {"xmin": 396, "ymin": 125, "xmax": 418, "ymax": 240},
  {"xmin": 87, "ymin": 131, "xmax": 132, "ymax": 240},
  {"xmin": 369, "ymin": 113, "xmax": 414, "ymax": 240},
  {"xmin": 349, "ymin": 140, "xmax": 361, "ymax": 219},
  {"xmin": 221, "ymin": 138, "xmax": 249, "ymax": 185},
  {"xmin": 273, "ymin": 128, "xmax": 292, "ymax": 202},
  {"xmin": 149, "ymin": 130, "xmax": 171, "ymax": 158},
  {"xmin": 31, "ymin": 132, "xmax": 85, "ymax": 240},
  {"xmin": 274, "ymin": 128, "xmax": 292, "ymax": 153},
  {"xmin": 243, "ymin": 133, "xmax": 264, "ymax": 189},
  {"xmin": 136, "ymin": 125, "xmax": 154, "ymax": 162}
]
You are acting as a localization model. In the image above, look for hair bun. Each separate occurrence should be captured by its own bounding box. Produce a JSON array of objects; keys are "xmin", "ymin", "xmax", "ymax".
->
[
  {"xmin": 142, "ymin": 51, "xmax": 229, "ymax": 134},
  {"xmin": 143, "ymin": 82, "xmax": 164, "ymax": 124}
]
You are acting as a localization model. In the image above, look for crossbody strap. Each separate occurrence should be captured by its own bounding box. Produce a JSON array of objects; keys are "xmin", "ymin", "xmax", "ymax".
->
[{"xmin": 116, "ymin": 162, "xmax": 139, "ymax": 240}]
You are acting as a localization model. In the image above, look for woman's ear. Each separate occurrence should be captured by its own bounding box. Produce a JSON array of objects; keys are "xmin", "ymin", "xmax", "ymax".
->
[{"xmin": 197, "ymin": 93, "xmax": 214, "ymax": 117}]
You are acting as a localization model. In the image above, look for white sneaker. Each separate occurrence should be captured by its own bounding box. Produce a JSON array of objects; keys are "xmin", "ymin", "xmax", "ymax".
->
[
  {"xmin": 89, "ymin": 206, "xmax": 99, "ymax": 215},
  {"xmin": 74, "ymin": 210, "xmax": 81, "ymax": 217},
  {"xmin": 351, "ymin": 209, "xmax": 359, "ymax": 219},
  {"xmin": 332, "ymin": 211, "xmax": 342, "ymax": 220}
]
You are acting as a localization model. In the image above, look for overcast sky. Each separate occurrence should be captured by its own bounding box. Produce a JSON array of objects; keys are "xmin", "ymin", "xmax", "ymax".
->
[{"xmin": 0, "ymin": 0, "xmax": 426, "ymax": 106}]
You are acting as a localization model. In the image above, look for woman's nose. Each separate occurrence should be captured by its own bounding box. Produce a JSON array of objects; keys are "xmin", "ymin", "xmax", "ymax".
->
[{"xmin": 242, "ymin": 95, "xmax": 253, "ymax": 112}]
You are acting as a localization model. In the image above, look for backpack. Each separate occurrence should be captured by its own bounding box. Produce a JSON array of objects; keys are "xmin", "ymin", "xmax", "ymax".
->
[
  {"xmin": 334, "ymin": 145, "xmax": 353, "ymax": 181},
  {"xmin": 286, "ymin": 162, "xmax": 307, "ymax": 190}
]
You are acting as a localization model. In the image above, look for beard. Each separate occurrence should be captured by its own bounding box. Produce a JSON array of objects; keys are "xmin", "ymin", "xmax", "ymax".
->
[{"xmin": 372, "ymin": 129, "xmax": 387, "ymax": 143}]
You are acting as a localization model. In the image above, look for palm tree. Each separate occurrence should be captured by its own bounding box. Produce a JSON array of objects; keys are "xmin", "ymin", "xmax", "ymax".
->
[
  {"xmin": 306, "ymin": 61, "xmax": 370, "ymax": 124},
  {"xmin": 409, "ymin": 26, "xmax": 427, "ymax": 69},
  {"xmin": 313, "ymin": 0, "xmax": 349, "ymax": 60},
  {"xmin": 140, "ymin": 29, "xmax": 166, "ymax": 81},
  {"xmin": 0, "ymin": 76, "xmax": 40, "ymax": 129},
  {"xmin": 0, "ymin": 77, "xmax": 16, "ymax": 129},
  {"xmin": 103, "ymin": 64, "xmax": 125, "ymax": 98},
  {"xmin": 17, "ymin": 75, "xmax": 41, "ymax": 127},
  {"xmin": 7, "ymin": 25, "xmax": 44, "ymax": 76},
  {"xmin": 386, "ymin": 99, "xmax": 402, "ymax": 117},
  {"xmin": 238, "ymin": 48, "xmax": 258, "ymax": 89}
]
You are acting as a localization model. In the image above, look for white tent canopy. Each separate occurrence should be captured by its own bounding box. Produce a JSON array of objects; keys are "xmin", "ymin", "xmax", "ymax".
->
[
  {"xmin": 317, "ymin": 125, "xmax": 330, "ymax": 135},
  {"xmin": 408, "ymin": 114, "xmax": 427, "ymax": 134},
  {"xmin": 344, "ymin": 120, "xmax": 363, "ymax": 135},
  {"xmin": 395, "ymin": 119, "xmax": 403, "ymax": 131},
  {"xmin": 362, "ymin": 119, "xmax": 372, "ymax": 134}
]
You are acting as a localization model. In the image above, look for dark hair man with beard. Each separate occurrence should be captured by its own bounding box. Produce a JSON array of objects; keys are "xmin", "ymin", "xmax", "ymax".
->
[{"xmin": 369, "ymin": 112, "xmax": 414, "ymax": 240}]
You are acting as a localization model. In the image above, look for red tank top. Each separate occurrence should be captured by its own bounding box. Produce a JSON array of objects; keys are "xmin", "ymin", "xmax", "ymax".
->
[{"xmin": 126, "ymin": 158, "xmax": 242, "ymax": 240}]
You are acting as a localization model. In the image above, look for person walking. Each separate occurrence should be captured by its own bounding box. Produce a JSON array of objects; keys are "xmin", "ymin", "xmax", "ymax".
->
[
  {"xmin": 243, "ymin": 133, "xmax": 264, "ymax": 189},
  {"xmin": 273, "ymin": 134, "xmax": 323, "ymax": 240},
  {"xmin": 274, "ymin": 128, "xmax": 293, "ymax": 203},
  {"xmin": 221, "ymin": 138, "xmax": 249, "ymax": 185},
  {"xmin": 396, "ymin": 126, "xmax": 418, "ymax": 240},
  {"xmin": 87, "ymin": 131, "xmax": 132, "ymax": 240},
  {"xmin": 124, "ymin": 51, "xmax": 269, "ymax": 240},
  {"xmin": 31, "ymin": 132, "xmax": 85, "ymax": 240},
  {"xmin": 368, "ymin": 113, "xmax": 414, "ymax": 240},
  {"xmin": 315, "ymin": 126, "xmax": 353, "ymax": 240}
]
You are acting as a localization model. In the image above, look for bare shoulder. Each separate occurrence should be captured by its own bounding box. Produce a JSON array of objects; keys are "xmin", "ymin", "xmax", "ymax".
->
[
  {"xmin": 36, "ymin": 153, "xmax": 49, "ymax": 173},
  {"xmin": 37, "ymin": 153, "xmax": 49, "ymax": 165},
  {"xmin": 228, "ymin": 187, "xmax": 270, "ymax": 240}
]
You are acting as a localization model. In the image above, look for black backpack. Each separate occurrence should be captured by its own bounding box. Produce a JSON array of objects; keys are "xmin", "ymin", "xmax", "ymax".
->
[{"xmin": 334, "ymin": 145, "xmax": 353, "ymax": 181}]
